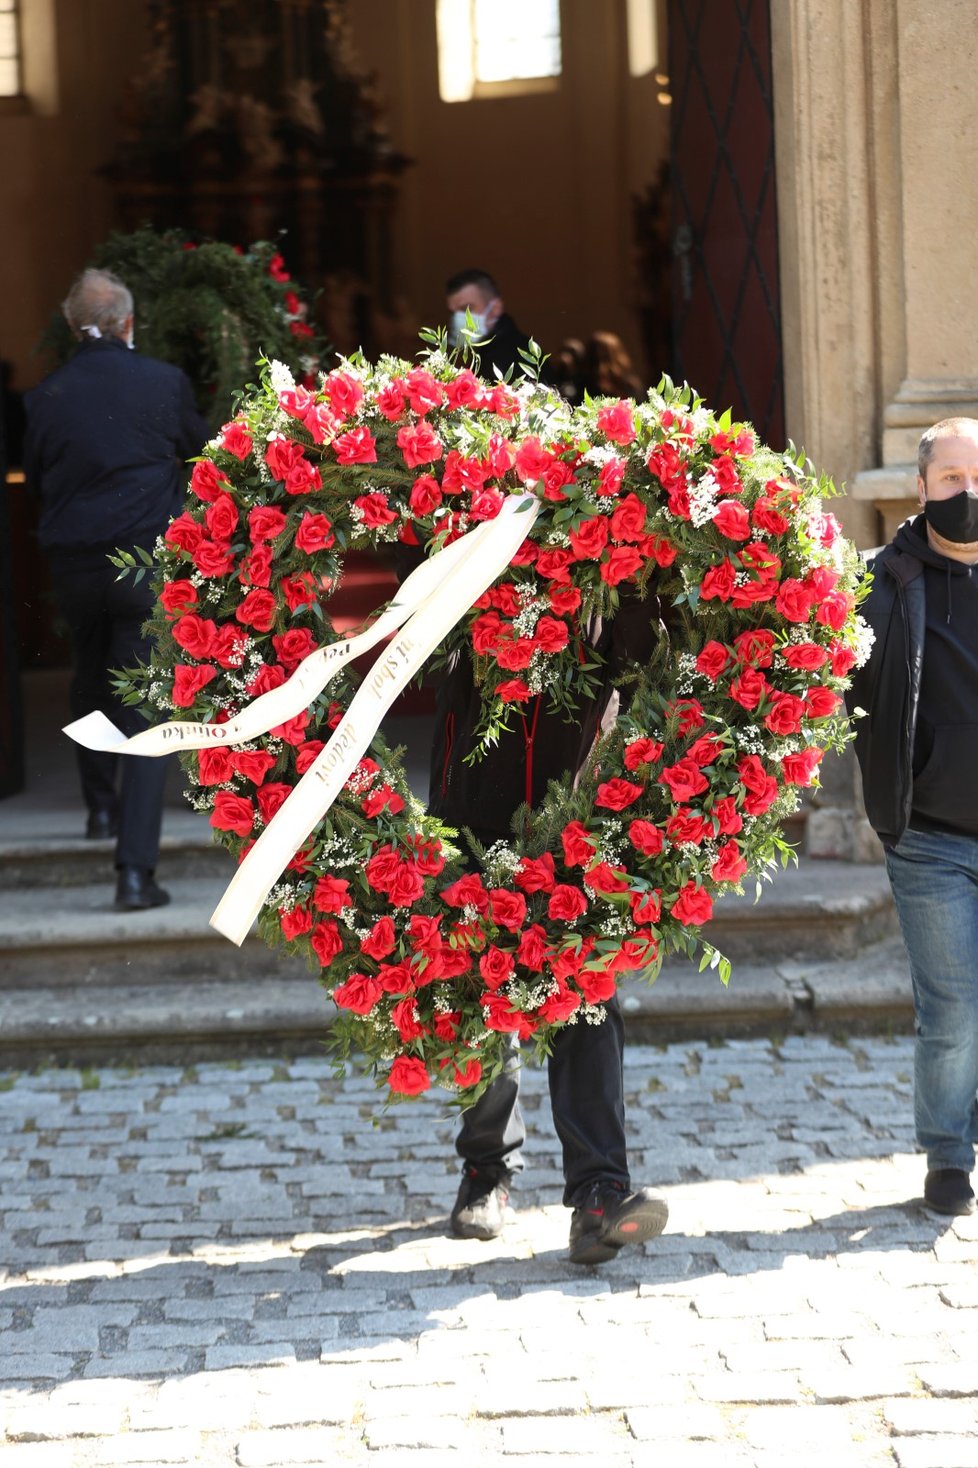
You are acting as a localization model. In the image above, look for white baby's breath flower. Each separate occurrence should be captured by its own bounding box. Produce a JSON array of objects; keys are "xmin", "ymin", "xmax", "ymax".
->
[{"xmin": 268, "ymin": 360, "xmax": 295, "ymax": 394}]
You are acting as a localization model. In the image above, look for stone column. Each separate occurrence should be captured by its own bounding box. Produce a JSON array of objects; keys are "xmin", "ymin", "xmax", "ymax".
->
[{"xmin": 849, "ymin": 0, "xmax": 978, "ymax": 543}]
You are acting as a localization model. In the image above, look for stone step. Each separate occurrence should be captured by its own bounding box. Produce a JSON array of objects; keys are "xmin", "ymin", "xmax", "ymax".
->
[
  {"xmin": 0, "ymin": 934, "xmax": 914, "ymax": 1069},
  {"xmin": 0, "ymin": 859, "xmax": 896, "ymax": 996}
]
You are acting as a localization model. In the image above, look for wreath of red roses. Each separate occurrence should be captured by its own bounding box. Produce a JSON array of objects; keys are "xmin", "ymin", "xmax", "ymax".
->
[{"xmin": 125, "ymin": 345, "xmax": 868, "ymax": 1101}]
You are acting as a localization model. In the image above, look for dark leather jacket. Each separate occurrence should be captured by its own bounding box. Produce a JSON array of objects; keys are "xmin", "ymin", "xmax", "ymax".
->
[{"xmin": 847, "ymin": 542, "xmax": 925, "ymax": 847}]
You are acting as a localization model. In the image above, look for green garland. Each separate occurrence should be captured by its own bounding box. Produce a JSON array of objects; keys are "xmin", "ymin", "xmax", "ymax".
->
[{"xmin": 42, "ymin": 228, "xmax": 327, "ymax": 429}]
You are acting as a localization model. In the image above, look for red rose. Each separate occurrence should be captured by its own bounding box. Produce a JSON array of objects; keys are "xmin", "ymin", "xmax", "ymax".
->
[
  {"xmin": 596, "ymin": 400, "xmax": 636, "ymax": 445},
  {"xmin": 669, "ymin": 883, "xmax": 714, "ymax": 927},
  {"xmin": 160, "ymin": 580, "xmax": 198, "ymax": 619},
  {"xmin": 190, "ymin": 458, "xmax": 229, "ymax": 503},
  {"xmin": 481, "ymin": 993, "xmax": 526, "ymax": 1033},
  {"xmin": 514, "ymin": 853, "xmax": 557, "ymax": 893},
  {"xmin": 497, "ymin": 678, "xmax": 531, "ymax": 703},
  {"xmin": 172, "ymin": 614, "xmax": 217, "ymax": 660},
  {"xmin": 279, "ymin": 905, "xmax": 313, "ymax": 942},
  {"xmin": 549, "ymin": 585, "xmax": 582, "ymax": 615},
  {"xmin": 270, "ymin": 711, "xmax": 309, "ymax": 746},
  {"xmin": 696, "ymin": 641, "xmax": 732, "ymax": 681},
  {"xmin": 355, "ymin": 493, "xmax": 398, "ymax": 528},
  {"xmin": 248, "ymin": 505, "xmax": 288, "ymax": 545},
  {"xmin": 280, "ymin": 573, "xmax": 317, "ymax": 613},
  {"xmin": 495, "ymin": 637, "xmax": 535, "ymax": 671},
  {"xmin": 595, "ymin": 778, "xmax": 644, "ymax": 812},
  {"xmin": 686, "ymin": 734, "xmax": 724, "ymax": 766},
  {"xmin": 294, "ymin": 513, "xmax": 335, "ymax": 554},
  {"xmin": 444, "ymin": 368, "xmax": 482, "ymax": 409},
  {"xmin": 213, "ymin": 624, "xmax": 248, "ymax": 669},
  {"xmin": 631, "ymin": 888, "xmax": 662, "ymax": 925},
  {"xmin": 584, "ymin": 862, "xmax": 630, "ymax": 893},
  {"xmin": 815, "ymin": 591, "xmax": 854, "ymax": 631},
  {"xmin": 172, "ymin": 663, "xmax": 217, "ymax": 707},
  {"xmin": 624, "ymin": 738, "xmax": 664, "ymax": 772},
  {"xmin": 231, "ymin": 750, "xmax": 276, "ymax": 786},
  {"xmin": 782, "ymin": 747, "xmax": 824, "ymax": 785},
  {"xmin": 323, "ymin": 369, "xmax": 364, "ymax": 419},
  {"xmin": 752, "ymin": 495, "xmax": 790, "ymax": 535},
  {"xmin": 165, "ymin": 515, "xmax": 205, "ymax": 556},
  {"xmin": 387, "ymin": 1056, "xmax": 431, "ymax": 1095},
  {"xmin": 660, "ymin": 759, "xmax": 709, "ymax": 803},
  {"xmin": 665, "ymin": 809, "xmax": 710, "ymax": 845},
  {"xmin": 733, "ymin": 629, "xmax": 776, "ymax": 668},
  {"xmin": 562, "ymin": 821, "xmax": 596, "ymax": 867},
  {"xmin": 492, "ymin": 583, "xmax": 521, "ymax": 617},
  {"xmin": 516, "ymin": 924, "xmax": 550, "ymax": 972},
  {"xmin": 386, "ymin": 863, "xmax": 426, "ymax": 907},
  {"xmin": 397, "ymin": 421, "xmax": 443, "ymax": 468},
  {"xmin": 712, "ymin": 500, "xmax": 751, "ymax": 541},
  {"xmin": 441, "ymin": 873, "xmax": 489, "ymax": 915},
  {"xmin": 246, "ymin": 664, "xmax": 286, "ymax": 697},
  {"xmin": 669, "ymin": 698, "xmax": 705, "ymax": 735},
  {"xmin": 764, "ymin": 692, "xmax": 807, "ymax": 736},
  {"xmin": 713, "ymin": 796, "xmax": 743, "ymax": 835},
  {"xmin": 310, "ymin": 920, "xmax": 343, "ymax": 967},
  {"xmin": 489, "ymin": 889, "xmax": 527, "ymax": 932},
  {"xmin": 205, "ymin": 493, "xmax": 238, "ymax": 542},
  {"xmin": 295, "ymin": 740, "xmax": 325, "ymax": 774},
  {"xmin": 600, "ymin": 545, "xmax": 644, "ymax": 586},
  {"xmin": 775, "ymin": 578, "xmax": 816, "ymax": 623},
  {"xmin": 192, "ymin": 540, "xmax": 236, "ymax": 578},
  {"xmin": 805, "ymin": 687, "xmax": 842, "ymax": 718},
  {"xmin": 598, "ymin": 455, "xmax": 626, "ymax": 496},
  {"xmin": 362, "ymin": 784, "xmax": 405, "ymax": 819},
  {"xmin": 830, "ymin": 642, "xmax": 857, "ymax": 677},
  {"xmin": 728, "ymin": 668, "xmax": 769, "ymax": 710},
  {"xmin": 197, "ymin": 748, "xmax": 234, "ymax": 785},
  {"xmin": 577, "ymin": 967, "xmax": 617, "ymax": 1004},
  {"xmin": 548, "ymin": 884, "xmax": 588, "ymax": 921},
  {"xmin": 711, "ymin": 841, "xmax": 748, "ymax": 883},
  {"xmin": 628, "ymin": 819, "xmax": 664, "ymax": 857},
  {"xmin": 334, "ymin": 427, "xmax": 377, "ymax": 465},
  {"xmin": 376, "ymin": 379, "xmax": 408, "ymax": 421},
  {"xmin": 543, "ymin": 458, "xmax": 576, "ymax": 502},
  {"xmin": 272, "ymin": 627, "xmax": 316, "ymax": 671},
  {"xmin": 535, "ymin": 548, "xmax": 573, "ymax": 584},
  {"xmin": 443, "ymin": 450, "xmax": 489, "ymax": 494},
  {"xmin": 265, "ymin": 437, "xmax": 304, "ymax": 482},
  {"xmin": 782, "ymin": 641, "xmax": 828, "ymax": 671},
  {"xmin": 391, "ymin": 998, "xmax": 426, "ymax": 1043},
  {"xmin": 210, "ymin": 792, "xmax": 255, "ymax": 837},
  {"xmin": 569, "ymin": 516, "xmax": 610, "ymax": 560},
  {"xmin": 361, "ymin": 917, "xmax": 396, "ymax": 961},
  {"xmin": 256, "ymin": 782, "xmax": 292, "ymax": 825},
  {"xmin": 479, "ymin": 945, "xmax": 515, "ymax": 991},
  {"xmin": 241, "ymin": 544, "xmax": 272, "ymax": 589},
  {"xmin": 333, "ymin": 974, "xmax": 382, "ymax": 1015},
  {"xmin": 313, "ymin": 875, "xmax": 352, "ymax": 913},
  {"xmin": 699, "ymin": 560, "xmax": 736, "ymax": 602},
  {"xmin": 408, "ymin": 476, "xmax": 442, "ymax": 516},
  {"xmin": 235, "ymin": 589, "xmax": 277, "ymax": 633},
  {"xmin": 404, "ymin": 368, "xmax": 445, "ymax": 415},
  {"xmin": 487, "ymin": 383, "xmax": 520, "ymax": 419},
  {"xmin": 219, "ymin": 420, "xmax": 253, "ymax": 460},
  {"xmin": 514, "ymin": 436, "xmax": 552, "ymax": 485},
  {"xmin": 534, "ymin": 616, "xmax": 569, "ymax": 655}
]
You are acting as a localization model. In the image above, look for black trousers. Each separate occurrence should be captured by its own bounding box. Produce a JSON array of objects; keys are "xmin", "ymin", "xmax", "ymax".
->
[
  {"xmin": 452, "ymin": 826, "xmax": 631, "ymax": 1208},
  {"xmin": 50, "ymin": 549, "xmax": 169, "ymax": 871}
]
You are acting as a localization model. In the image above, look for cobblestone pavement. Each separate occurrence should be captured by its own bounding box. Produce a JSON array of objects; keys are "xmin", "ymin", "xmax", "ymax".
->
[{"xmin": 1, "ymin": 1036, "xmax": 977, "ymax": 1468}]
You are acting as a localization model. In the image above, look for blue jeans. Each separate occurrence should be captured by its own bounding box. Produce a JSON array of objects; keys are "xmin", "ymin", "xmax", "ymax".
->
[{"xmin": 885, "ymin": 827, "xmax": 978, "ymax": 1173}]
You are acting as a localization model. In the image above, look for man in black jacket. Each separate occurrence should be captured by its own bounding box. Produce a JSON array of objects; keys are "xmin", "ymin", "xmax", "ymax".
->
[
  {"xmin": 445, "ymin": 268, "xmax": 532, "ymax": 381},
  {"xmin": 25, "ymin": 268, "xmax": 208, "ymax": 910},
  {"xmin": 849, "ymin": 416, "xmax": 978, "ymax": 1217}
]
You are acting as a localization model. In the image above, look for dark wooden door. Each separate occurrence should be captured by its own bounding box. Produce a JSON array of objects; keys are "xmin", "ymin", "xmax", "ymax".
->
[{"xmin": 669, "ymin": 0, "xmax": 784, "ymax": 445}]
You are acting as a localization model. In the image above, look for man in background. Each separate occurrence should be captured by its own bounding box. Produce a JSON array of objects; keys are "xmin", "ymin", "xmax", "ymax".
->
[
  {"xmin": 849, "ymin": 417, "xmax": 978, "ymax": 1217},
  {"xmin": 25, "ymin": 268, "xmax": 208, "ymax": 910},
  {"xmin": 445, "ymin": 267, "xmax": 533, "ymax": 381}
]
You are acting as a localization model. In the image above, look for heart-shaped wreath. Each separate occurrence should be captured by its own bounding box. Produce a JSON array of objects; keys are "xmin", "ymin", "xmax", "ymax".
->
[{"xmin": 119, "ymin": 344, "xmax": 868, "ymax": 1101}]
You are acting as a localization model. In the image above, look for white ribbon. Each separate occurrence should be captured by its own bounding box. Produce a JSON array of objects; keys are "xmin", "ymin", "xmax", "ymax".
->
[{"xmin": 65, "ymin": 495, "xmax": 542, "ymax": 945}]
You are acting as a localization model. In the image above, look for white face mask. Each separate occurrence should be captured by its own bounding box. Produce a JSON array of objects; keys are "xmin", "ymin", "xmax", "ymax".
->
[{"xmin": 448, "ymin": 304, "xmax": 495, "ymax": 345}]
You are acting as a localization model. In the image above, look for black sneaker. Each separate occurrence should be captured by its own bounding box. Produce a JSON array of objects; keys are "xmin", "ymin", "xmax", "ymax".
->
[
  {"xmin": 923, "ymin": 1168, "xmax": 976, "ymax": 1217},
  {"xmin": 450, "ymin": 1167, "xmax": 511, "ymax": 1240},
  {"xmin": 568, "ymin": 1182, "xmax": 669, "ymax": 1265}
]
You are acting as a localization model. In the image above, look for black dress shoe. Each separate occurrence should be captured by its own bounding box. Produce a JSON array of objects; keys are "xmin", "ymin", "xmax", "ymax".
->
[
  {"xmin": 86, "ymin": 809, "xmax": 118, "ymax": 840},
  {"xmin": 114, "ymin": 866, "xmax": 170, "ymax": 912},
  {"xmin": 924, "ymin": 1168, "xmax": 976, "ymax": 1216}
]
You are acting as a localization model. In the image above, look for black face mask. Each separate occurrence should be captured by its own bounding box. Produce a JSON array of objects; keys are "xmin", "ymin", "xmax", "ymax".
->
[{"xmin": 924, "ymin": 491, "xmax": 978, "ymax": 544}]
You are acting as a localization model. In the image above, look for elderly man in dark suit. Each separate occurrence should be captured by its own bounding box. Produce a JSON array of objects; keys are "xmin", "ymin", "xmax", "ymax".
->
[{"xmin": 25, "ymin": 268, "xmax": 208, "ymax": 910}]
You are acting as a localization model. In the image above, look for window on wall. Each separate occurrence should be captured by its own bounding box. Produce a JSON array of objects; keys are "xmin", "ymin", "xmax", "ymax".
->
[
  {"xmin": 437, "ymin": 0, "xmax": 562, "ymax": 103},
  {"xmin": 0, "ymin": 0, "xmax": 21, "ymax": 96}
]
